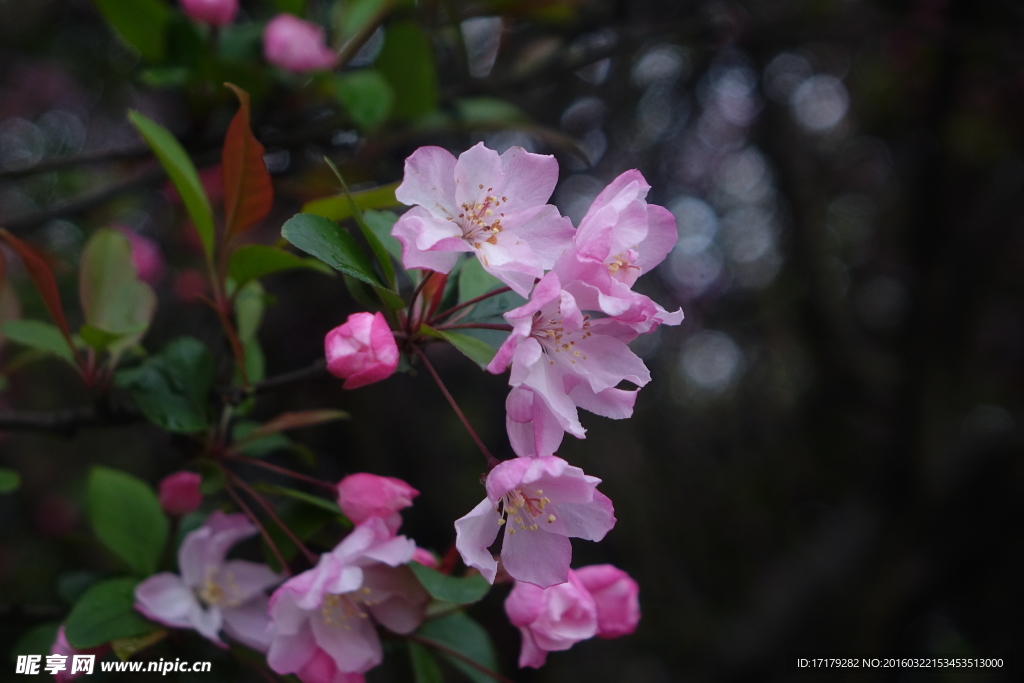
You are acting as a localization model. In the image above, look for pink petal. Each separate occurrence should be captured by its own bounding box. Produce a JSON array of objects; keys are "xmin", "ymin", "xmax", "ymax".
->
[
  {"xmin": 454, "ymin": 498, "xmax": 502, "ymax": 583},
  {"xmin": 500, "ymin": 526, "xmax": 572, "ymax": 588},
  {"xmin": 220, "ymin": 560, "xmax": 283, "ymax": 603},
  {"xmin": 223, "ymin": 596, "xmax": 273, "ymax": 652},
  {"xmin": 361, "ymin": 565, "xmax": 428, "ymax": 634},
  {"xmin": 517, "ymin": 627, "xmax": 549, "ymax": 668},
  {"xmin": 394, "ymin": 147, "xmax": 459, "ymax": 218},
  {"xmin": 134, "ymin": 573, "xmax": 196, "ymax": 628},
  {"xmin": 567, "ymin": 384, "xmax": 637, "ymax": 420},
  {"xmin": 504, "ymin": 205, "xmax": 575, "ymax": 270},
  {"xmin": 634, "ymin": 204, "xmax": 677, "ymax": 273},
  {"xmin": 268, "ymin": 622, "xmax": 318, "ymax": 674},
  {"xmin": 310, "ymin": 607, "xmax": 382, "ymax": 673},
  {"xmin": 392, "ymin": 209, "xmax": 464, "ymax": 273},
  {"xmin": 497, "ymin": 147, "xmax": 559, "ymax": 210},
  {"xmin": 453, "ymin": 143, "xmax": 504, "ymax": 210},
  {"xmin": 547, "ymin": 490, "xmax": 616, "ymax": 542}
]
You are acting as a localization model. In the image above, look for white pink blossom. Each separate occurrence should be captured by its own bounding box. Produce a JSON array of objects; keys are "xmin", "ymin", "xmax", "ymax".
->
[
  {"xmin": 134, "ymin": 512, "xmax": 281, "ymax": 651},
  {"xmin": 335, "ymin": 473, "xmax": 419, "ymax": 534},
  {"xmin": 392, "ymin": 143, "xmax": 574, "ymax": 296},
  {"xmin": 504, "ymin": 569, "xmax": 598, "ymax": 668},
  {"xmin": 454, "ymin": 456, "xmax": 615, "ymax": 588},
  {"xmin": 325, "ymin": 312, "xmax": 399, "ymax": 390},
  {"xmin": 266, "ymin": 518, "xmax": 428, "ymax": 677},
  {"xmin": 263, "ymin": 15, "xmax": 339, "ymax": 73},
  {"xmin": 487, "ymin": 271, "xmax": 649, "ymax": 457}
]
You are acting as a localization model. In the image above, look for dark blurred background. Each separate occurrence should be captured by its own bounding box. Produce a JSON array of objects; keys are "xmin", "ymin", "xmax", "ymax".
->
[{"xmin": 1, "ymin": 0, "xmax": 1022, "ymax": 681}]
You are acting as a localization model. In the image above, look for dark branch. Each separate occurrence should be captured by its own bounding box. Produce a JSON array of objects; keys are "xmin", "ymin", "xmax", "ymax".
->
[{"xmin": 0, "ymin": 403, "xmax": 142, "ymax": 436}]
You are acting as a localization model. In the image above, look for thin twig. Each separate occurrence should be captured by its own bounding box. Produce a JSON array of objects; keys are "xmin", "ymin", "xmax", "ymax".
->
[
  {"xmin": 336, "ymin": 0, "xmax": 398, "ymax": 67},
  {"xmin": 224, "ymin": 478, "xmax": 291, "ymax": 576},
  {"xmin": 226, "ymin": 469, "xmax": 320, "ymax": 565},
  {"xmin": 223, "ymin": 453, "xmax": 337, "ymax": 492},
  {"xmin": 435, "ymin": 323, "xmax": 513, "ymax": 332},
  {"xmin": 412, "ymin": 346, "xmax": 500, "ymax": 469},
  {"xmin": 428, "ymin": 286, "xmax": 511, "ymax": 324},
  {"xmin": 220, "ymin": 359, "xmax": 329, "ymax": 405},
  {"xmin": 406, "ymin": 634, "xmax": 518, "ymax": 683},
  {"xmin": 0, "ymin": 146, "xmax": 152, "ymax": 179},
  {"xmin": 0, "ymin": 403, "xmax": 142, "ymax": 435}
]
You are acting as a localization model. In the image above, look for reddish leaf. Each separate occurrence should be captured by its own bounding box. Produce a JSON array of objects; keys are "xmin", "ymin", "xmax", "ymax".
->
[
  {"xmin": 418, "ymin": 271, "xmax": 449, "ymax": 321},
  {"xmin": 0, "ymin": 229, "xmax": 76, "ymax": 356},
  {"xmin": 222, "ymin": 83, "xmax": 273, "ymax": 241},
  {"xmin": 235, "ymin": 409, "xmax": 349, "ymax": 448}
]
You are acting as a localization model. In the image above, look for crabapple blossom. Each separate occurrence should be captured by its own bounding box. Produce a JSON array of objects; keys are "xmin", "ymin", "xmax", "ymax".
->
[
  {"xmin": 575, "ymin": 564, "xmax": 640, "ymax": 638},
  {"xmin": 392, "ymin": 142, "xmax": 574, "ymax": 296},
  {"xmin": 180, "ymin": 0, "xmax": 238, "ymax": 26},
  {"xmin": 50, "ymin": 627, "xmax": 108, "ymax": 682},
  {"xmin": 157, "ymin": 471, "xmax": 202, "ymax": 516},
  {"xmin": 336, "ymin": 473, "xmax": 419, "ymax": 534},
  {"xmin": 325, "ymin": 312, "xmax": 399, "ymax": 390},
  {"xmin": 487, "ymin": 271, "xmax": 650, "ymax": 456},
  {"xmin": 455, "ymin": 456, "xmax": 615, "ymax": 588},
  {"xmin": 134, "ymin": 512, "xmax": 281, "ymax": 651},
  {"xmin": 266, "ymin": 517, "xmax": 428, "ymax": 677},
  {"xmin": 554, "ymin": 169, "xmax": 683, "ymax": 333},
  {"xmin": 263, "ymin": 15, "xmax": 339, "ymax": 73},
  {"xmin": 504, "ymin": 569, "xmax": 598, "ymax": 668}
]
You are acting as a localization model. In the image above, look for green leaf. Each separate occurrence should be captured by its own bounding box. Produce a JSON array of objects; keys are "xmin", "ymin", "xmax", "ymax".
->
[
  {"xmin": 10, "ymin": 622, "xmax": 60, "ymax": 659},
  {"xmin": 455, "ymin": 97, "xmax": 529, "ymax": 125},
  {"xmin": 234, "ymin": 280, "xmax": 266, "ymax": 383},
  {"xmin": 93, "ymin": 0, "xmax": 171, "ymax": 62},
  {"xmin": 271, "ymin": 0, "xmax": 306, "ymax": 15},
  {"xmin": 321, "ymin": 159, "xmax": 397, "ymax": 291},
  {"xmin": 418, "ymin": 612, "xmax": 500, "ymax": 683},
  {"xmin": 116, "ymin": 337, "xmax": 215, "ymax": 433},
  {"xmin": 88, "ymin": 467, "xmax": 168, "ymax": 576},
  {"xmin": 458, "ymin": 256, "xmax": 504, "ymax": 302},
  {"xmin": 65, "ymin": 577, "xmax": 160, "ymax": 649},
  {"xmin": 409, "ymin": 563, "xmax": 490, "ymax": 605},
  {"xmin": 409, "ymin": 641, "xmax": 444, "ymax": 683},
  {"xmin": 433, "ymin": 328, "xmax": 499, "ymax": 369},
  {"xmin": 253, "ymin": 482, "xmax": 346, "ymax": 517},
  {"xmin": 79, "ymin": 229, "xmax": 157, "ymax": 355},
  {"xmin": 337, "ymin": 0, "xmax": 386, "ymax": 37},
  {"xmin": 0, "ymin": 467, "xmax": 20, "ymax": 493},
  {"xmin": 111, "ymin": 629, "xmax": 168, "ymax": 662},
  {"xmin": 228, "ymin": 244, "xmax": 333, "ymax": 291},
  {"xmin": 302, "ymin": 183, "xmax": 401, "ymax": 223},
  {"xmin": 237, "ymin": 409, "xmax": 349, "ymax": 446},
  {"xmin": 335, "ymin": 70, "xmax": 394, "ymax": 130},
  {"xmin": 2, "ymin": 319, "xmax": 76, "ymax": 363},
  {"xmin": 281, "ymin": 214, "xmax": 380, "ymax": 287},
  {"xmin": 231, "ymin": 420, "xmax": 291, "ymax": 458},
  {"xmin": 364, "ymin": 210, "xmax": 403, "ymax": 261},
  {"xmin": 58, "ymin": 570, "xmax": 102, "ymax": 605},
  {"xmin": 377, "ymin": 22, "xmax": 439, "ymax": 121},
  {"xmin": 128, "ymin": 111, "xmax": 215, "ymax": 262}
]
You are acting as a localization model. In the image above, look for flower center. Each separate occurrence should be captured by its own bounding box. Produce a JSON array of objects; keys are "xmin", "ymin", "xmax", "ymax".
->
[
  {"xmin": 318, "ymin": 589, "xmax": 374, "ymax": 631},
  {"xmin": 606, "ymin": 251, "xmax": 639, "ymax": 276},
  {"xmin": 196, "ymin": 566, "xmax": 245, "ymax": 609},
  {"xmin": 531, "ymin": 312, "xmax": 593, "ymax": 367},
  {"xmin": 457, "ymin": 186, "xmax": 508, "ymax": 248},
  {"xmin": 498, "ymin": 488, "xmax": 556, "ymax": 534}
]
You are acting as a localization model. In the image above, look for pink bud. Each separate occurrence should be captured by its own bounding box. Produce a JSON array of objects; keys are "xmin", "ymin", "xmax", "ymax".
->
[
  {"xmin": 158, "ymin": 471, "xmax": 202, "ymax": 516},
  {"xmin": 325, "ymin": 312, "xmax": 399, "ymax": 389},
  {"xmin": 504, "ymin": 570, "xmax": 598, "ymax": 668},
  {"xmin": 117, "ymin": 229, "xmax": 165, "ymax": 284},
  {"xmin": 180, "ymin": 0, "xmax": 238, "ymax": 26},
  {"xmin": 263, "ymin": 14, "xmax": 339, "ymax": 73},
  {"xmin": 412, "ymin": 547, "xmax": 437, "ymax": 568},
  {"xmin": 574, "ymin": 564, "xmax": 640, "ymax": 638},
  {"xmin": 336, "ymin": 473, "xmax": 419, "ymax": 534},
  {"xmin": 51, "ymin": 626, "xmax": 109, "ymax": 682}
]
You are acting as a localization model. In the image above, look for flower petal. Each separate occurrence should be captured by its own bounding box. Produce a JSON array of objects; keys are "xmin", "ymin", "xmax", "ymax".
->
[
  {"xmin": 497, "ymin": 147, "xmax": 559, "ymax": 211},
  {"xmin": 134, "ymin": 573, "xmax": 197, "ymax": 629},
  {"xmin": 501, "ymin": 525, "xmax": 572, "ymax": 588},
  {"xmin": 395, "ymin": 146, "xmax": 458, "ymax": 218},
  {"xmin": 454, "ymin": 498, "xmax": 501, "ymax": 583}
]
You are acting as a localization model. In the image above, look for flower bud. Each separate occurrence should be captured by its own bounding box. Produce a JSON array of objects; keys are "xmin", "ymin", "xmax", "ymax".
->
[
  {"xmin": 325, "ymin": 312, "xmax": 399, "ymax": 389},
  {"xmin": 411, "ymin": 547, "xmax": 438, "ymax": 568},
  {"xmin": 574, "ymin": 564, "xmax": 640, "ymax": 638},
  {"xmin": 158, "ymin": 471, "xmax": 202, "ymax": 516},
  {"xmin": 336, "ymin": 473, "xmax": 419, "ymax": 534},
  {"xmin": 263, "ymin": 14, "xmax": 339, "ymax": 73},
  {"xmin": 180, "ymin": 0, "xmax": 238, "ymax": 27},
  {"xmin": 118, "ymin": 229, "xmax": 165, "ymax": 284}
]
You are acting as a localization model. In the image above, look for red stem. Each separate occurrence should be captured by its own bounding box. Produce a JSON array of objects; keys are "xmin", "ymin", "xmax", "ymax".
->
[
  {"xmin": 412, "ymin": 346, "xmax": 500, "ymax": 470},
  {"xmin": 435, "ymin": 323, "xmax": 513, "ymax": 332},
  {"xmin": 406, "ymin": 271, "xmax": 435, "ymax": 337},
  {"xmin": 226, "ymin": 470, "xmax": 320, "ymax": 565},
  {"xmin": 224, "ymin": 478, "xmax": 290, "ymax": 575},
  {"xmin": 223, "ymin": 453, "xmax": 337, "ymax": 492},
  {"xmin": 428, "ymin": 286, "xmax": 512, "ymax": 324}
]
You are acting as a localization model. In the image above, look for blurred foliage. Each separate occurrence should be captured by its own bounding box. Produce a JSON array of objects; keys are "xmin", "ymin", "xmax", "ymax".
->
[{"xmin": 1, "ymin": 0, "xmax": 1023, "ymax": 681}]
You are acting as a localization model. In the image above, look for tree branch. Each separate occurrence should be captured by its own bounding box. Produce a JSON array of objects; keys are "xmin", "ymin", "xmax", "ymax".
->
[{"xmin": 0, "ymin": 403, "xmax": 142, "ymax": 435}]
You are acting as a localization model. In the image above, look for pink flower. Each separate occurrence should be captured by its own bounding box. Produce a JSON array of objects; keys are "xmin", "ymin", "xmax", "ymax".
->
[
  {"xmin": 266, "ymin": 518, "xmax": 428, "ymax": 677},
  {"xmin": 487, "ymin": 271, "xmax": 649, "ymax": 457},
  {"xmin": 411, "ymin": 547, "xmax": 437, "ymax": 568},
  {"xmin": 158, "ymin": 471, "xmax": 203, "ymax": 516},
  {"xmin": 180, "ymin": 0, "xmax": 237, "ymax": 26},
  {"xmin": 325, "ymin": 312, "xmax": 399, "ymax": 390},
  {"xmin": 392, "ymin": 143, "xmax": 575, "ymax": 296},
  {"xmin": 263, "ymin": 14, "xmax": 339, "ymax": 73},
  {"xmin": 135, "ymin": 512, "xmax": 282, "ymax": 651},
  {"xmin": 504, "ymin": 569, "xmax": 598, "ymax": 668},
  {"xmin": 295, "ymin": 649, "xmax": 367, "ymax": 683},
  {"xmin": 50, "ymin": 626, "xmax": 108, "ymax": 681},
  {"xmin": 455, "ymin": 456, "xmax": 615, "ymax": 588},
  {"xmin": 117, "ymin": 228, "xmax": 165, "ymax": 284},
  {"xmin": 554, "ymin": 170, "xmax": 683, "ymax": 334},
  {"xmin": 336, "ymin": 473, "xmax": 419, "ymax": 534},
  {"xmin": 574, "ymin": 564, "xmax": 640, "ymax": 638}
]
